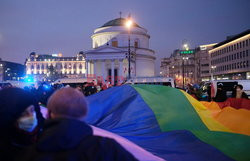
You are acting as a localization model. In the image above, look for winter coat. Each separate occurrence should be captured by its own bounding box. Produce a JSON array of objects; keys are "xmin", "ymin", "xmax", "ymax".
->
[
  {"xmin": 0, "ymin": 87, "xmax": 44, "ymax": 161},
  {"xmin": 18, "ymin": 118, "xmax": 138, "ymax": 161}
]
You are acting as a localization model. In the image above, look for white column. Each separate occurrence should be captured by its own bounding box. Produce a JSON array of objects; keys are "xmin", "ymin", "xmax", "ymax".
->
[
  {"xmin": 94, "ymin": 60, "xmax": 97, "ymax": 77},
  {"xmin": 119, "ymin": 59, "xmax": 123, "ymax": 83},
  {"xmin": 76, "ymin": 63, "xmax": 79, "ymax": 74},
  {"xmin": 90, "ymin": 61, "xmax": 94, "ymax": 75},
  {"xmin": 86, "ymin": 60, "xmax": 88, "ymax": 77},
  {"xmin": 102, "ymin": 60, "xmax": 106, "ymax": 82},
  {"xmin": 111, "ymin": 60, "xmax": 114, "ymax": 85},
  {"xmin": 88, "ymin": 61, "xmax": 91, "ymax": 75}
]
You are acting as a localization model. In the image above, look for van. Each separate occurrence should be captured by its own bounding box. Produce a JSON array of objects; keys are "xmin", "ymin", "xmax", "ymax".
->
[
  {"xmin": 53, "ymin": 78, "xmax": 97, "ymax": 88},
  {"xmin": 211, "ymin": 80, "xmax": 250, "ymax": 98},
  {"xmin": 126, "ymin": 77, "xmax": 175, "ymax": 88}
]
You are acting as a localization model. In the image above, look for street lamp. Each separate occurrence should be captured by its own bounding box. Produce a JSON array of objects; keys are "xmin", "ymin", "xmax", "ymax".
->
[
  {"xmin": 183, "ymin": 44, "xmax": 189, "ymax": 50},
  {"xmin": 211, "ymin": 65, "xmax": 216, "ymax": 81},
  {"xmin": 125, "ymin": 18, "xmax": 133, "ymax": 79},
  {"xmin": 182, "ymin": 57, "xmax": 189, "ymax": 89}
]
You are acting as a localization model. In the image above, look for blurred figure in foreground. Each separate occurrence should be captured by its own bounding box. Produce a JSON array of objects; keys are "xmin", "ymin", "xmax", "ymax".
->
[
  {"xmin": 19, "ymin": 87, "xmax": 138, "ymax": 161},
  {"xmin": 0, "ymin": 88, "xmax": 44, "ymax": 161}
]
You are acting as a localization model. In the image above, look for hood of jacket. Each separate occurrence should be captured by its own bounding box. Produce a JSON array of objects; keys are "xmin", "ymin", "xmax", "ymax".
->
[{"xmin": 37, "ymin": 118, "xmax": 92, "ymax": 152}]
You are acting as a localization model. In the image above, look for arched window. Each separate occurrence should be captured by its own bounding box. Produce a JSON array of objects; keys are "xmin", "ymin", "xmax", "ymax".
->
[
  {"xmin": 134, "ymin": 39, "xmax": 139, "ymax": 48},
  {"xmin": 111, "ymin": 38, "xmax": 118, "ymax": 47},
  {"xmin": 79, "ymin": 64, "xmax": 82, "ymax": 69}
]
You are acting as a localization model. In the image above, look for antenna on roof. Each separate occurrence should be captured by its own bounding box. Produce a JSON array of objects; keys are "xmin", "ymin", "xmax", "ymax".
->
[{"xmin": 119, "ymin": 11, "xmax": 122, "ymax": 18}]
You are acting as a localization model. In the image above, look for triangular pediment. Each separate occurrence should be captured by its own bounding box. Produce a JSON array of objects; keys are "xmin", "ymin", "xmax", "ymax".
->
[{"xmin": 86, "ymin": 46, "xmax": 126, "ymax": 53}]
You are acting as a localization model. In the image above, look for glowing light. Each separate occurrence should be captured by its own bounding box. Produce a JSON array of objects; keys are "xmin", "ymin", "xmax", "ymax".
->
[
  {"xmin": 126, "ymin": 20, "xmax": 133, "ymax": 29},
  {"xmin": 27, "ymin": 69, "xmax": 31, "ymax": 74},
  {"xmin": 24, "ymin": 75, "xmax": 35, "ymax": 82},
  {"xmin": 183, "ymin": 44, "xmax": 188, "ymax": 50},
  {"xmin": 43, "ymin": 84, "xmax": 50, "ymax": 90},
  {"xmin": 211, "ymin": 66, "xmax": 216, "ymax": 69}
]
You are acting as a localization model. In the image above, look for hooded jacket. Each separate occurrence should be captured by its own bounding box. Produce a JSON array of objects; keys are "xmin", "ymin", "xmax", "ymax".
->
[
  {"xmin": 0, "ymin": 87, "xmax": 44, "ymax": 161},
  {"xmin": 19, "ymin": 118, "xmax": 138, "ymax": 161}
]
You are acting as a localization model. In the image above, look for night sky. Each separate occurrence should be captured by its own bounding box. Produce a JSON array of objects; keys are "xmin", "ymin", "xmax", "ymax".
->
[{"xmin": 0, "ymin": 0, "xmax": 250, "ymax": 73}]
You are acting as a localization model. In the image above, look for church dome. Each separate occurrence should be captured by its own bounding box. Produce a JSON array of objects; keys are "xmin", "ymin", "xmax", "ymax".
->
[{"xmin": 101, "ymin": 18, "xmax": 141, "ymax": 28}]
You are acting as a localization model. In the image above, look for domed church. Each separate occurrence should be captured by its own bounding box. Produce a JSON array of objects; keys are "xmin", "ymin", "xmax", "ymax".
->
[{"xmin": 85, "ymin": 17, "xmax": 156, "ymax": 84}]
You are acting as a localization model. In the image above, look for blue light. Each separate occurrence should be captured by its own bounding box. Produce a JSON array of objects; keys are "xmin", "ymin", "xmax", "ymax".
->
[
  {"xmin": 24, "ymin": 75, "xmax": 35, "ymax": 83},
  {"xmin": 43, "ymin": 84, "xmax": 50, "ymax": 90}
]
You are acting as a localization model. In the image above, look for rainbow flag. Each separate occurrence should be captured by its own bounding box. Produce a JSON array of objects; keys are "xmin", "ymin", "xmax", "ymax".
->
[{"xmin": 85, "ymin": 85, "xmax": 250, "ymax": 161}]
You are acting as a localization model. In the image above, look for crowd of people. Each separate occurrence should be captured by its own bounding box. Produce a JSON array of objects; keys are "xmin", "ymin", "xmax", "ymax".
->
[
  {"xmin": 0, "ymin": 86, "xmax": 138, "ymax": 161},
  {"xmin": 0, "ymin": 80, "xmax": 249, "ymax": 161},
  {"xmin": 185, "ymin": 83, "xmax": 249, "ymax": 102}
]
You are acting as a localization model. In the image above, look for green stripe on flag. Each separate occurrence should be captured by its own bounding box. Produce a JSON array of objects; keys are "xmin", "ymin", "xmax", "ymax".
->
[
  {"xmin": 132, "ymin": 85, "xmax": 208, "ymax": 131},
  {"xmin": 192, "ymin": 131, "xmax": 250, "ymax": 161}
]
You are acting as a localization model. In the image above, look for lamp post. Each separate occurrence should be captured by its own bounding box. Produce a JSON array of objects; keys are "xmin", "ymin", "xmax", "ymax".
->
[
  {"xmin": 125, "ymin": 19, "xmax": 133, "ymax": 79},
  {"xmin": 182, "ymin": 57, "xmax": 189, "ymax": 89},
  {"xmin": 181, "ymin": 41, "xmax": 189, "ymax": 89},
  {"xmin": 211, "ymin": 65, "xmax": 216, "ymax": 81}
]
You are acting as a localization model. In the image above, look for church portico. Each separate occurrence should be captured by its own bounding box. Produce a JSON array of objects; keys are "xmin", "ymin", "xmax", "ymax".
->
[
  {"xmin": 86, "ymin": 59, "xmax": 127, "ymax": 84},
  {"xmin": 85, "ymin": 47, "xmax": 131, "ymax": 85}
]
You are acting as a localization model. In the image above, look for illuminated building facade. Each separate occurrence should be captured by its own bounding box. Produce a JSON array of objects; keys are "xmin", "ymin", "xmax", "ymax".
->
[
  {"xmin": 194, "ymin": 43, "xmax": 217, "ymax": 82},
  {"xmin": 209, "ymin": 29, "xmax": 250, "ymax": 80},
  {"xmin": 25, "ymin": 52, "xmax": 86, "ymax": 81}
]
